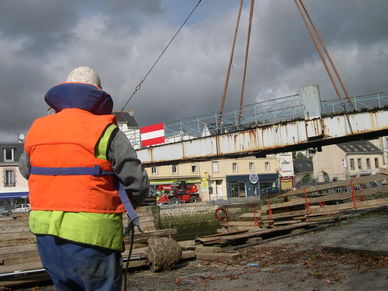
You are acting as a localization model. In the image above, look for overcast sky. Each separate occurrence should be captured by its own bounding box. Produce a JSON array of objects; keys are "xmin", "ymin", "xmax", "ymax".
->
[{"xmin": 1, "ymin": 0, "xmax": 387, "ymax": 141}]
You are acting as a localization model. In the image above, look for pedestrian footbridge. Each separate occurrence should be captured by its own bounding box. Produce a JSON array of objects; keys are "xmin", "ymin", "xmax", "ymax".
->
[{"xmin": 136, "ymin": 86, "xmax": 388, "ymax": 166}]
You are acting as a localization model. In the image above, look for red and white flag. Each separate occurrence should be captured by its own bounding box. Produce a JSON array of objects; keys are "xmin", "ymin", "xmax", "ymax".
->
[{"xmin": 140, "ymin": 123, "xmax": 165, "ymax": 147}]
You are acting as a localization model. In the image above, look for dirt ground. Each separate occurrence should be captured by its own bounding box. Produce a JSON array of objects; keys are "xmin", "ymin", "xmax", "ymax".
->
[
  {"xmin": 6, "ymin": 212, "xmax": 388, "ymax": 291},
  {"xmin": 126, "ymin": 213, "xmax": 388, "ymax": 291}
]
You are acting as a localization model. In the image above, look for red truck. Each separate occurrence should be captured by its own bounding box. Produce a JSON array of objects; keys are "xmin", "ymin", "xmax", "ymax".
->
[{"xmin": 156, "ymin": 182, "xmax": 201, "ymax": 204}]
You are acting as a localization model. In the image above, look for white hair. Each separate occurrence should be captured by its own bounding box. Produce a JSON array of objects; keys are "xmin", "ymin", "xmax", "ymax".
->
[{"xmin": 66, "ymin": 66, "xmax": 101, "ymax": 88}]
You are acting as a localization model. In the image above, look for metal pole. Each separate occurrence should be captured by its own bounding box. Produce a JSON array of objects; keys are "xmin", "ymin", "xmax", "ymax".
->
[
  {"xmin": 197, "ymin": 116, "xmax": 200, "ymax": 135},
  {"xmin": 179, "ymin": 120, "xmax": 183, "ymax": 141}
]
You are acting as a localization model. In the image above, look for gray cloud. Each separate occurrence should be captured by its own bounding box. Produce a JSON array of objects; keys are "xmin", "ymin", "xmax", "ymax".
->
[{"xmin": 0, "ymin": 0, "xmax": 387, "ymax": 141}]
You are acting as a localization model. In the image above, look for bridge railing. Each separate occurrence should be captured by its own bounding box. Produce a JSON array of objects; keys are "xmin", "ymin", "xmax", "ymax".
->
[
  {"xmin": 164, "ymin": 94, "xmax": 304, "ymax": 143},
  {"xmin": 321, "ymin": 91, "xmax": 388, "ymax": 114},
  {"xmin": 134, "ymin": 91, "xmax": 388, "ymax": 147}
]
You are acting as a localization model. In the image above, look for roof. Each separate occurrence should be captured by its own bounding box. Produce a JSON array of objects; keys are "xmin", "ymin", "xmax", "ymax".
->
[
  {"xmin": 337, "ymin": 140, "xmax": 382, "ymax": 154},
  {"xmin": 0, "ymin": 142, "xmax": 24, "ymax": 164},
  {"xmin": 113, "ymin": 111, "xmax": 139, "ymax": 128},
  {"xmin": 293, "ymin": 158, "xmax": 313, "ymax": 174}
]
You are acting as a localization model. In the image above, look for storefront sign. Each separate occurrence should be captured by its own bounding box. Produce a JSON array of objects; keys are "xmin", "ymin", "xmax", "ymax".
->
[{"xmin": 248, "ymin": 173, "xmax": 259, "ymax": 184}]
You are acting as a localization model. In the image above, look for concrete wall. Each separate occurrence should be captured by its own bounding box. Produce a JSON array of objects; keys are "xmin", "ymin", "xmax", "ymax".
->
[
  {"xmin": 313, "ymin": 145, "xmax": 346, "ymax": 182},
  {"xmin": 157, "ymin": 203, "xmax": 220, "ymax": 241}
]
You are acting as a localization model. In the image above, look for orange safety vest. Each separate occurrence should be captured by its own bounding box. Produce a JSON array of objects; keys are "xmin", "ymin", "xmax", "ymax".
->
[{"xmin": 25, "ymin": 108, "xmax": 125, "ymax": 213}]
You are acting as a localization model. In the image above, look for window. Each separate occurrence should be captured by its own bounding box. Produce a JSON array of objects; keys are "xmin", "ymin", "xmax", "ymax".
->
[
  {"xmin": 249, "ymin": 162, "xmax": 255, "ymax": 171},
  {"xmin": 5, "ymin": 170, "xmax": 15, "ymax": 187},
  {"xmin": 3, "ymin": 148, "xmax": 14, "ymax": 162},
  {"xmin": 212, "ymin": 161, "xmax": 219, "ymax": 173},
  {"xmin": 349, "ymin": 159, "xmax": 355, "ymax": 170},
  {"xmin": 191, "ymin": 164, "xmax": 198, "ymax": 173},
  {"xmin": 374, "ymin": 158, "xmax": 379, "ymax": 169},
  {"xmin": 229, "ymin": 181, "xmax": 246, "ymax": 198},
  {"xmin": 151, "ymin": 167, "xmax": 158, "ymax": 174},
  {"xmin": 357, "ymin": 158, "xmax": 362, "ymax": 169},
  {"xmin": 366, "ymin": 158, "xmax": 371, "ymax": 169},
  {"xmin": 232, "ymin": 162, "xmax": 238, "ymax": 172},
  {"xmin": 172, "ymin": 164, "xmax": 178, "ymax": 174},
  {"xmin": 265, "ymin": 162, "xmax": 270, "ymax": 171}
]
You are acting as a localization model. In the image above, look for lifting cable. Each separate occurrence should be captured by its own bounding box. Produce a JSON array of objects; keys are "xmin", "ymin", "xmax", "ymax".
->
[
  {"xmin": 218, "ymin": 0, "xmax": 244, "ymax": 130},
  {"xmin": 120, "ymin": 0, "xmax": 203, "ymax": 112},
  {"xmin": 119, "ymin": 2, "xmax": 203, "ymax": 289},
  {"xmin": 237, "ymin": 0, "xmax": 255, "ymax": 127},
  {"xmin": 293, "ymin": 0, "xmax": 354, "ymax": 133},
  {"xmin": 298, "ymin": 0, "xmax": 354, "ymax": 109}
]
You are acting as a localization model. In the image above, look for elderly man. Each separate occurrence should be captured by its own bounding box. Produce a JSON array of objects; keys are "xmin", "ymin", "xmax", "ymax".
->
[{"xmin": 19, "ymin": 66, "xmax": 149, "ymax": 291}]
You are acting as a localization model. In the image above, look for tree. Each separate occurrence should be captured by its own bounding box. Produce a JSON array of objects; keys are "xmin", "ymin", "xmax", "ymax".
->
[{"xmin": 296, "ymin": 152, "xmax": 309, "ymax": 160}]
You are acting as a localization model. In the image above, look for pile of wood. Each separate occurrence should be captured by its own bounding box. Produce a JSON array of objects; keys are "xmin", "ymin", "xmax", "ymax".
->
[
  {"xmin": 215, "ymin": 170, "xmax": 388, "ymax": 235},
  {"xmin": 0, "ymin": 206, "xmax": 173, "ymax": 282}
]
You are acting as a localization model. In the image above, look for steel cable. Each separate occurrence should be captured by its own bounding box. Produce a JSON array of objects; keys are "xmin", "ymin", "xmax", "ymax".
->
[{"xmin": 120, "ymin": 0, "xmax": 203, "ymax": 112}]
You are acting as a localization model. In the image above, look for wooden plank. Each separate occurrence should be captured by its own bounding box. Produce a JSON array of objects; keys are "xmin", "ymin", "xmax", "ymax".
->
[
  {"xmin": 0, "ymin": 226, "xmax": 30, "ymax": 233},
  {"xmin": 307, "ymin": 198, "xmax": 388, "ymax": 216},
  {"xmin": 243, "ymin": 209, "xmax": 308, "ymax": 220},
  {"xmin": 0, "ymin": 220, "xmax": 29, "ymax": 228},
  {"xmin": 0, "ymin": 244, "xmax": 37, "ymax": 255},
  {"xmin": 0, "ymin": 250, "xmax": 38, "ymax": 261},
  {"xmin": 0, "ymin": 261, "xmax": 43, "ymax": 274},
  {"xmin": 273, "ymin": 220, "xmax": 303, "ymax": 226},
  {"xmin": 127, "ymin": 260, "xmax": 148, "ymax": 268},
  {"xmin": 221, "ymin": 221, "xmax": 259, "ymax": 226},
  {"xmin": 236, "ymin": 226, "xmax": 263, "ymax": 231},
  {"xmin": 196, "ymin": 222, "xmax": 309, "ymax": 245},
  {"xmin": 260, "ymin": 197, "xmax": 388, "ymax": 221},
  {"xmin": 258, "ymin": 197, "xmax": 388, "ymax": 220},
  {"xmin": 200, "ymin": 229, "xmax": 248, "ymax": 238},
  {"xmin": 0, "ymin": 232, "xmax": 34, "ymax": 240},
  {"xmin": 262, "ymin": 185, "xmax": 388, "ymax": 212},
  {"xmin": 2, "ymin": 256, "xmax": 41, "ymax": 266},
  {"xmin": 182, "ymin": 250, "xmax": 196, "ymax": 259},
  {"xmin": 274, "ymin": 174, "xmax": 388, "ymax": 198},
  {"xmin": 0, "ymin": 239, "xmax": 35, "ymax": 248}
]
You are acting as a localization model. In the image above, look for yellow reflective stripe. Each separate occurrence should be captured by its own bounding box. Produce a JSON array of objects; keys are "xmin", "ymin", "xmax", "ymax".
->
[
  {"xmin": 96, "ymin": 124, "xmax": 117, "ymax": 160},
  {"xmin": 29, "ymin": 210, "xmax": 124, "ymax": 251}
]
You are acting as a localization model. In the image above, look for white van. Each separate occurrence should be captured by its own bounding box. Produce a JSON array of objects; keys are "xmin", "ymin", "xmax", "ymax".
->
[{"xmin": 8, "ymin": 204, "xmax": 31, "ymax": 215}]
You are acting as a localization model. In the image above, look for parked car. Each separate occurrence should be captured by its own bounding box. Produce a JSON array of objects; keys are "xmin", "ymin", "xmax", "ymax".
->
[
  {"xmin": 261, "ymin": 187, "xmax": 281, "ymax": 195},
  {"xmin": 6, "ymin": 204, "xmax": 31, "ymax": 215}
]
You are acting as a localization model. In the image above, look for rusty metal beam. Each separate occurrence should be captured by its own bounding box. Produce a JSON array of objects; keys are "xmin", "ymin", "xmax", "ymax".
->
[{"xmin": 137, "ymin": 110, "xmax": 388, "ymax": 166}]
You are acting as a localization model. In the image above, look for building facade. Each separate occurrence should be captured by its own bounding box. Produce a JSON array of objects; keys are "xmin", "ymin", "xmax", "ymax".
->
[
  {"xmin": 313, "ymin": 141, "xmax": 384, "ymax": 182},
  {"xmin": 113, "ymin": 110, "xmax": 141, "ymax": 149},
  {"xmin": 145, "ymin": 155, "xmax": 283, "ymax": 201},
  {"xmin": 0, "ymin": 142, "xmax": 28, "ymax": 213},
  {"xmin": 369, "ymin": 136, "xmax": 388, "ymax": 166}
]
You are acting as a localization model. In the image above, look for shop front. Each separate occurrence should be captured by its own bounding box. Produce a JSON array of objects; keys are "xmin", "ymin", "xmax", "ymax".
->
[{"xmin": 226, "ymin": 173, "xmax": 279, "ymax": 199}]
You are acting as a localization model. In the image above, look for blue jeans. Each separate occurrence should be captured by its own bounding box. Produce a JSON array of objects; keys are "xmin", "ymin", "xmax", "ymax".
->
[{"xmin": 36, "ymin": 235, "xmax": 122, "ymax": 291}]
